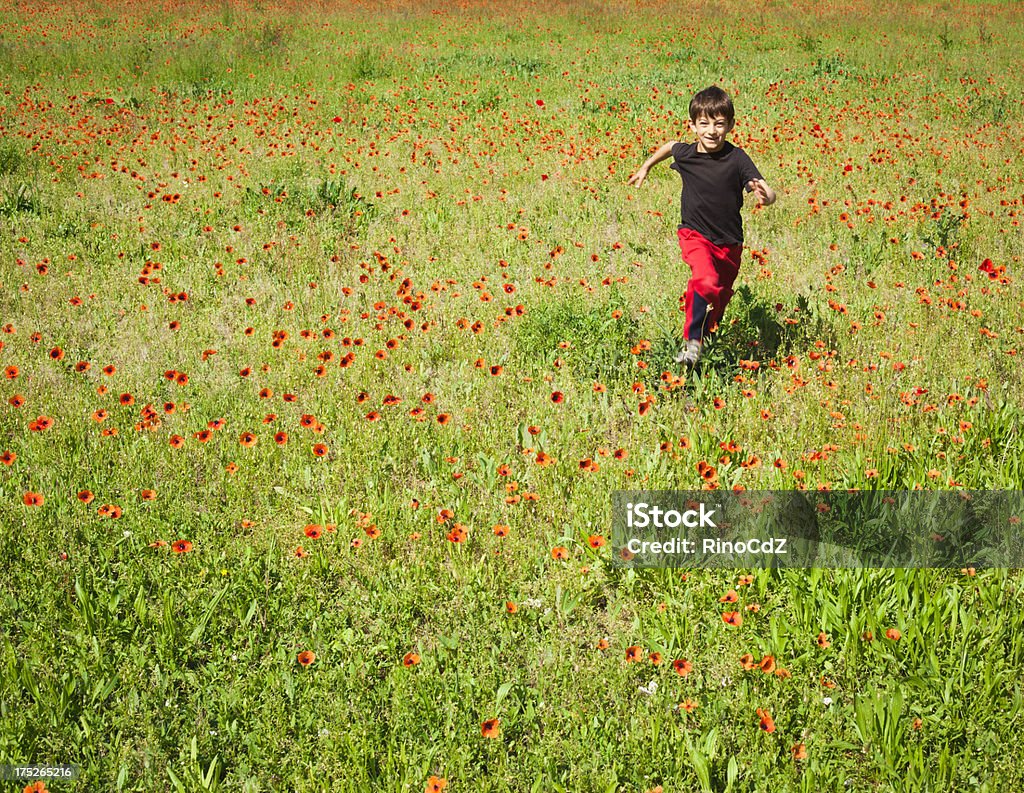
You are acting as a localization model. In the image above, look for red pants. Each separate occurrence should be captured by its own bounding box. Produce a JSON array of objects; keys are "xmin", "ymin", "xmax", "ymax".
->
[{"xmin": 678, "ymin": 228, "xmax": 743, "ymax": 341}]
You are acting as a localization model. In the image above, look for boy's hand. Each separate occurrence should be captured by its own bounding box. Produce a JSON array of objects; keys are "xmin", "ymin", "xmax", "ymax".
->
[
  {"xmin": 747, "ymin": 179, "xmax": 775, "ymax": 206},
  {"xmin": 627, "ymin": 167, "xmax": 649, "ymax": 188}
]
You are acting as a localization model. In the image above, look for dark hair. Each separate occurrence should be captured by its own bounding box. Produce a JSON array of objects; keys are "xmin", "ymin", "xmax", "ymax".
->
[{"xmin": 689, "ymin": 86, "xmax": 734, "ymax": 124}]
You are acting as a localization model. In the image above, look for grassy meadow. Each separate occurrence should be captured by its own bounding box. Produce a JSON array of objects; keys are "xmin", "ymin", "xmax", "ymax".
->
[{"xmin": 1, "ymin": 0, "xmax": 1023, "ymax": 790}]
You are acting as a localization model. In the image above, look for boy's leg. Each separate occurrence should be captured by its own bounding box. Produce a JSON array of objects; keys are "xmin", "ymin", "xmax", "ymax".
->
[
  {"xmin": 676, "ymin": 229, "xmax": 743, "ymax": 365},
  {"xmin": 706, "ymin": 243, "xmax": 743, "ymax": 331}
]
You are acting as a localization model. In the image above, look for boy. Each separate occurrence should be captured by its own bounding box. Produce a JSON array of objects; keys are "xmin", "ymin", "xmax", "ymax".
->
[{"xmin": 627, "ymin": 86, "xmax": 775, "ymax": 367}]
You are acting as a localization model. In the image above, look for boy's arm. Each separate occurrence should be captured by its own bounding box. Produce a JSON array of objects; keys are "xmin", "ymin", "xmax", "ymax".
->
[
  {"xmin": 747, "ymin": 179, "xmax": 777, "ymax": 207},
  {"xmin": 627, "ymin": 141, "xmax": 679, "ymax": 188}
]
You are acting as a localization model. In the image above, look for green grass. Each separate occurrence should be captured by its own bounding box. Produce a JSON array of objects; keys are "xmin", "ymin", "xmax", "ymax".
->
[{"xmin": 0, "ymin": 0, "xmax": 1023, "ymax": 790}]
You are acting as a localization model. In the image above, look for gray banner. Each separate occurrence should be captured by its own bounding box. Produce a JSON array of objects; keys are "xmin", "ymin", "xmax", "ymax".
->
[{"xmin": 611, "ymin": 490, "xmax": 1024, "ymax": 568}]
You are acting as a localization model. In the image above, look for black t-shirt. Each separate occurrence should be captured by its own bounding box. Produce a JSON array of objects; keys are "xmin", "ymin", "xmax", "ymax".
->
[{"xmin": 669, "ymin": 141, "xmax": 763, "ymax": 245}]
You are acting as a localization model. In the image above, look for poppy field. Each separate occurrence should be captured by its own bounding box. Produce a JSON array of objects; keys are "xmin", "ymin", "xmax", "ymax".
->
[{"xmin": 1, "ymin": 0, "xmax": 1023, "ymax": 790}]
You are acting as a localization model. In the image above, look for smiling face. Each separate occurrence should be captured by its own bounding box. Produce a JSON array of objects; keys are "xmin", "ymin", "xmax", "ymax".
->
[{"xmin": 688, "ymin": 113, "xmax": 734, "ymax": 153}]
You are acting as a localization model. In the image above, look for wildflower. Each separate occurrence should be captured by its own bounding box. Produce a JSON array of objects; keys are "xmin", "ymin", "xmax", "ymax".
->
[
  {"xmin": 481, "ymin": 718, "xmax": 501, "ymax": 739},
  {"xmin": 637, "ymin": 680, "xmax": 658, "ymax": 696},
  {"xmin": 791, "ymin": 743, "xmax": 807, "ymax": 760},
  {"xmin": 756, "ymin": 708, "xmax": 776, "ymax": 733},
  {"xmin": 505, "ymin": 601, "xmax": 518, "ymax": 614},
  {"xmin": 885, "ymin": 628, "xmax": 902, "ymax": 641},
  {"xmin": 425, "ymin": 776, "xmax": 448, "ymax": 793},
  {"xmin": 625, "ymin": 645, "xmax": 643, "ymax": 663},
  {"xmin": 672, "ymin": 658, "xmax": 693, "ymax": 676},
  {"xmin": 722, "ymin": 611, "xmax": 743, "ymax": 627},
  {"xmin": 297, "ymin": 651, "xmax": 316, "ymax": 667},
  {"xmin": 447, "ymin": 525, "xmax": 467, "ymax": 543},
  {"xmin": 817, "ymin": 632, "xmax": 831, "ymax": 648},
  {"xmin": 403, "ymin": 652, "xmax": 420, "ymax": 667},
  {"xmin": 22, "ymin": 492, "xmax": 44, "ymax": 507},
  {"xmin": 171, "ymin": 540, "xmax": 193, "ymax": 553},
  {"xmin": 551, "ymin": 546, "xmax": 569, "ymax": 560}
]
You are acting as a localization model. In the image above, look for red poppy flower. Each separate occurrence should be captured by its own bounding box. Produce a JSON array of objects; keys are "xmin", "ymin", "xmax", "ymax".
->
[
  {"xmin": 481, "ymin": 718, "xmax": 501, "ymax": 739},
  {"xmin": 550, "ymin": 391, "xmax": 564, "ymax": 404},
  {"xmin": 672, "ymin": 658, "xmax": 693, "ymax": 676},
  {"xmin": 625, "ymin": 645, "xmax": 643, "ymax": 663},
  {"xmin": 171, "ymin": 540, "xmax": 193, "ymax": 553},
  {"xmin": 885, "ymin": 628, "xmax": 901, "ymax": 641},
  {"xmin": 22, "ymin": 491, "xmax": 44, "ymax": 507},
  {"xmin": 304, "ymin": 524, "xmax": 323, "ymax": 539},
  {"xmin": 0, "ymin": 451, "xmax": 15, "ymax": 466},
  {"xmin": 757, "ymin": 708, "xmax": 776, "ymax": 733},
  {"xmin": 425, "ymin": 775, "xmax": 447, "ymax": 793},
  {"xmin": 722, "ymin": 611, "xmax": 743, "ymax": 627},
  {"xmin": 297, "ymin": 650, "xmax": 316, "ymax": 666},
  {"xmin": 403, "ymin": 652, "xmax": 421, "ymax": 667},
  {"xmin": 446, "ymin": 525, "xmax": 467, "ymax": 543},
  {"xmin": 551, "ymin": 546, "xmax": 569, "ymax": 560},
  {"xmin": 312, "ymin": 443, "xmax": 328, "ymax": 457}
]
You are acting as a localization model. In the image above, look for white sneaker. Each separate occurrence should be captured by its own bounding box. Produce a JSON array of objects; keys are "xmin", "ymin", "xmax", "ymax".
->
[{"xmin": 673, "ymin": 339, "xmax": 703, "ymax": 367}]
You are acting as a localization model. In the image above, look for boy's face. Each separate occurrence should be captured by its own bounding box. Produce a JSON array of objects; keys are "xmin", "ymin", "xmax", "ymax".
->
[{"xmin": 688, "ymin": 113, "xmax": 734, "ymax": 153}]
